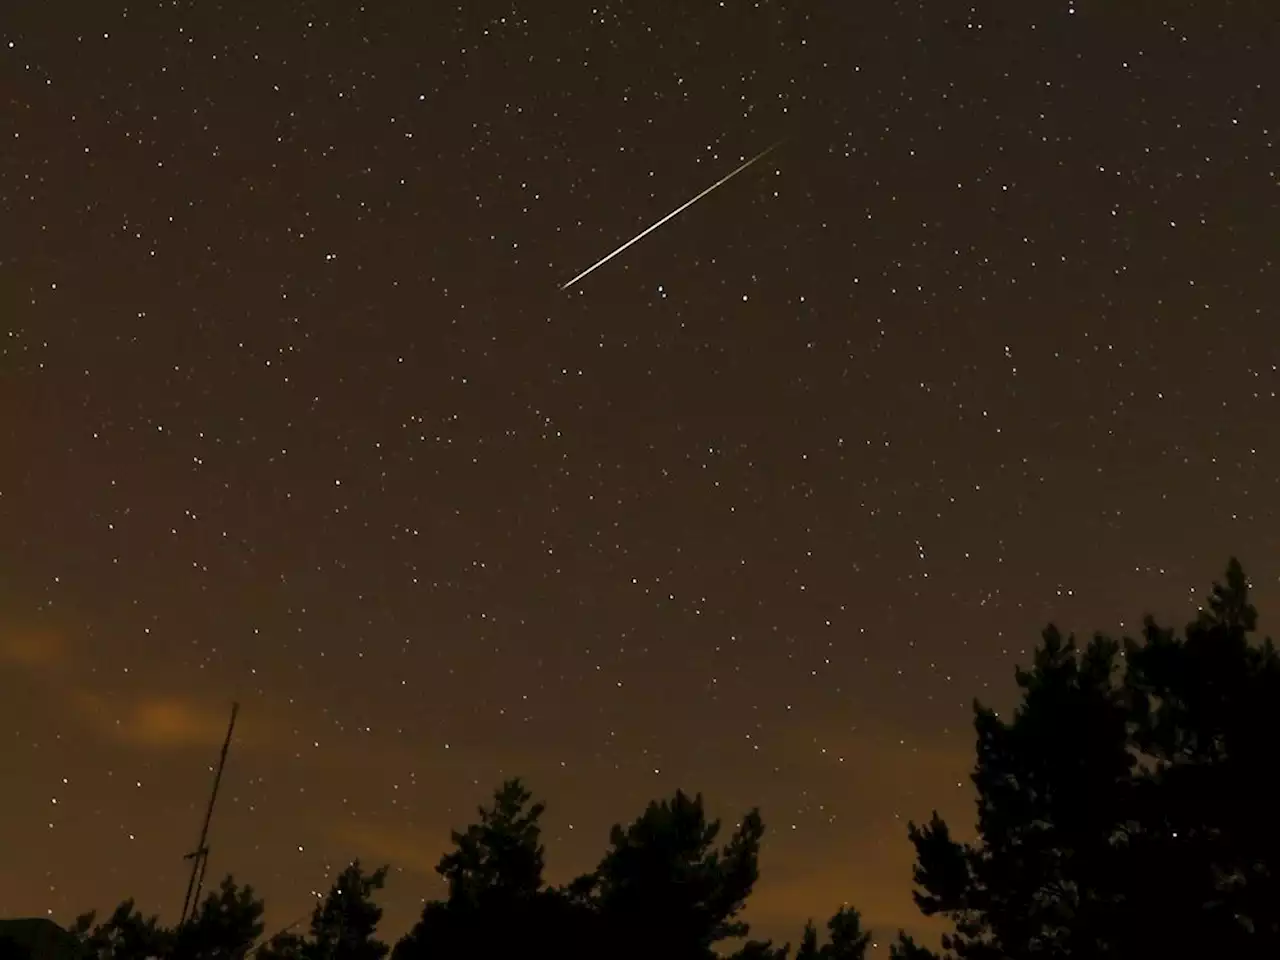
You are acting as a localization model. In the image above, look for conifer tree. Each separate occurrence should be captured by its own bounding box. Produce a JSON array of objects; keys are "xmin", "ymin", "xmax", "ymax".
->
[
  {"xmin": 903, "ymin": 558, "xmax": 1280, "ymax": 956},
  {"xmin": 259, "ymin": 862, "xmax": 389, "ymax": 960},
  {"xmin": 579, "ymin": 789, "xmax": 766, "ymax": 960}
]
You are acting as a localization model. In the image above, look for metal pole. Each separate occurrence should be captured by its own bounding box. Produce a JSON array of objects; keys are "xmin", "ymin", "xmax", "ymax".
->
[{"xmin": 179, "ymin": 702, "xmax": 240, "ymax": 926}]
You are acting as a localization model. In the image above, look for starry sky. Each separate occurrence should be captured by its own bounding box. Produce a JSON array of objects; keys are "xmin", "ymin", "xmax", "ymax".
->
[{"xmin": 2, "ymin": 1, "xmax": 1277, "ymax": 954}]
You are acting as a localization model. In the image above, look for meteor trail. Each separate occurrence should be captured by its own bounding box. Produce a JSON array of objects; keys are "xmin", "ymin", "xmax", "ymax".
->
[{"xmin": 559, "ymin": 140, "xmax": 783, "ymax": 291}]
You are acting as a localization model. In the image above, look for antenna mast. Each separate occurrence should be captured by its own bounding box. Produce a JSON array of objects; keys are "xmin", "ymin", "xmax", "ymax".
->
[{"xmin": 179, "ymin": 701, "xmax": 240, "ymax": 927}]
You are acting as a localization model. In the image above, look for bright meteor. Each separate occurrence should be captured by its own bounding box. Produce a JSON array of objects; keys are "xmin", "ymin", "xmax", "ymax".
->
[{"xmin": 559, "ymin": 140, "xmax": 784, "ymax": 291}]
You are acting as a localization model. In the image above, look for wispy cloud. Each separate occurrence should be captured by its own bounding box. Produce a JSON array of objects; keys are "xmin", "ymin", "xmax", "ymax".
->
[
  {"xmin": 116, "ymin": 695, "xmax": 241, "ymax": 749},
  {"xmin": 64, "ymin": 687, "xmax": 285, "ymax": 755},
  {"xmin": 0, "ymin": 623, "xmax": 67, "ymax": 667},
  {"xmin": 0, "ymin": 617, "xmax": 292, "ymax": 755},
  {"xmin": 326, "ymin": 820, "xmax": 450, "ymax": 879}
]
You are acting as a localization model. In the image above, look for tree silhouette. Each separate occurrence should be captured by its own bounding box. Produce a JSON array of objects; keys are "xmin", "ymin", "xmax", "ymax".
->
[
  {"xmin": 886, "ymin": 931, "xmax": 937, "ymax": 960},
  {"xmin": 173, "ymin": 876, "xmax": 265, "ymax": 960},
  {"xmin": 73, "ymin": 901, "xmax": 171, "ymax": 960},
  {"xmin": 784, "ymin": 907, "xmax": 871, "ymax": 960},
  {"xmin": 392, "ymin": 779, "xmax": 588, "ymax": 960},
  {"xmin": 794, "ymin": 922, "xmax": 819, "ymax": 960},
  {"xmin": 913, "ymin": 626, "xmax": 1136, "ymax": 958},
  {"xmin": 73, "ymin": 876, "xmax": 263, "ymax": 960},
  {"xmin": 903, "ymin": 558, "xmax": 1280, "ymax": 957},
  {"xmin": 436, "ymin": 778, "xmax": 546, "ymax": 903},
  {"xmin": 576, "ymin": 789, "xmax": 766, "ymax": 960},
  {"xmin": 729, "ymin": 939, "xmax": 791, "ymax": 960},
  {"xmin": 391, "ymin": 781, "xmax": 776, "ymax": 960},
  {"xmin": 822, "ymin": 906, "xmax": 873, "ymax": 959},
  {"xmin": 1119, "ymin": 557, "xmax": 1280, "ymax": 954},
  {"xmin": 258, "ymin": 862, "xmax": 389, "ymax": 960}
]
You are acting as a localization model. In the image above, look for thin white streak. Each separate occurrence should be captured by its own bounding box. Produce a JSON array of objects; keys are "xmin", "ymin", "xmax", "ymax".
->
[{"xmin": 560, "ymin": 141, "xmax": 783, "ymax": 291}]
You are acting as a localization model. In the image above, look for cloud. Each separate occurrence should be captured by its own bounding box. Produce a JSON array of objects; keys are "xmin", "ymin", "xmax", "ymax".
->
[
  {"xmin": 326, "ymin": 820, "xmax": 450, "ymax": 879},
  {"xmin": 0, "ymin": 624, "xmax": 67, "ymax": 668},
  {"xmin": 0, "ymin": 622, "xmax": 292, "ymax": 758},
  {"xmin": 65, "ymin": 689, "xmax": 280, "ymax": 753},
  {"xmin": 119, "ymin": 696, "xmax": 242, "ymax": 748}
]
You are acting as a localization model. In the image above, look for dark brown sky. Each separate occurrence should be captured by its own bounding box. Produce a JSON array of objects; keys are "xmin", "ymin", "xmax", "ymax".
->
[{"xmin": 2, "ymin": 1, "xmax": 1277, "ymax": 955}]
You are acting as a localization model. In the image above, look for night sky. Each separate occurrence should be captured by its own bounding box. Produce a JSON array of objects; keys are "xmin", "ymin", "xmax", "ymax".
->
[{"xmin": 2, "ymin": 1, "xmax": 1277, "ymax": 954}]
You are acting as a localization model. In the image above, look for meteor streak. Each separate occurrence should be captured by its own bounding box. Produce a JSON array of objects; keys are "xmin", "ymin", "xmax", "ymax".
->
[{"xmin": 559, "ymin": 140, "xmax": 783, "ymax": 291}]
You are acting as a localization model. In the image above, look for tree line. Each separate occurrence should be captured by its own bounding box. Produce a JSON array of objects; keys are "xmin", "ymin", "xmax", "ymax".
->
[{"xmin": 9, "ymin": 558, "xmax": 1278, "ymax": 959}]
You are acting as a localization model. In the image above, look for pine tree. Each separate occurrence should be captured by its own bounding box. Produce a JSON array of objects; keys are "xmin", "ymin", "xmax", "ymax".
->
[
  {"xmin": 1120, "ymin": 557, "xmax": 1280, "ymax": 953},
  {"xmin": 259, "ymin": 862, "xmax": 389, "ymax": 960},
  {"xmin": 902, "ymin": 559, "xmax": 1280, "ymax": 957},
  {"xmin": 581, "ymin": 789, "xmax": 766, "ymax": 960},
  {"xmin": 821, "ymin": 906, "xmax": 872, "ymax": 959},
  {"xmin": 907, "ymin": 626, "xmax": 1134, "ymax": 957},
  {"xmin": 794, "ymin": 922, "xmax": 819, "ymax": 960},
  {"xmin": 392, "ymin": 779, "xmax": 584, "ymax": 960},
  {"xmin": 887, "ymin": 932, "xmax": 938, "ymax": 959},
  {"xmin": 786, "ymin": 907, "xmax": 873, "ymax": 960},
  {"xmin": 73, "ymin": 901, "xmax": 171, "ymax": 960},
  {"xmin": 173, "ymin": 876, "xmax": 266, "ymax": 960},
  {"xmin": 729, "ymin": 940, "xmax": 791, "ymax": 960},
  {"xmin": 73, "ymin": 877, "xmax": 263, "ymax": 960}
]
